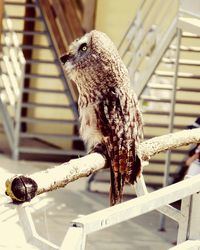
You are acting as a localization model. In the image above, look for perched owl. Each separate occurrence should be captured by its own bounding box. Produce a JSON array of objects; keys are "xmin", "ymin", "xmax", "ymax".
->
[{"xmin": 60, "ymin": 30, "xmax": 143, "ymax": 206}]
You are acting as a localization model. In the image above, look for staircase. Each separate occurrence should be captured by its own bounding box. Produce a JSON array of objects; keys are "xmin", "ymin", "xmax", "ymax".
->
[
  {"xmin": 0, "ymin": 0, "xmax": 91, "ymax": 160},
  {"xmin": 0, "ymin": 16, "xmax": 25, "ymax": 157},
  {"xmin": 88, "ymin": 0, "xmax": 200, "ymax": 192}
]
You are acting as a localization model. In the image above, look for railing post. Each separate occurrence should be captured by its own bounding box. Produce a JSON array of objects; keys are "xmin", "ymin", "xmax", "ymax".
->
[
  {"xmin": 188, "ymin": 192, "xmax": 200, "ymax": 240},
  {"xmin": 177, "ymin": 176, "xmax": 200, "ymax": 244},
  {"xmin": 60, "ymin": 225, "xmax": 86, "ymax": 250},
  {"xmin": 160, "ymin": 27, "xmax": 182, "ymax": 231},
  {"xmin": 177, "ymin": 195, "xmax": 192, "ymax": 243},
  {"xmin": 13, "ymin": 60, "xmax": 25, "ymax": 160},
  {"xmin": 17, "ymin": 203, "xmax": 58, "ymax": 250}
]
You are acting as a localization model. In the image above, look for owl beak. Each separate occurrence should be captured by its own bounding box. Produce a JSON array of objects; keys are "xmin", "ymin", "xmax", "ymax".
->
[{"xmin": 60, "ymin": 53, "xmax": 72, "ymax": 64}]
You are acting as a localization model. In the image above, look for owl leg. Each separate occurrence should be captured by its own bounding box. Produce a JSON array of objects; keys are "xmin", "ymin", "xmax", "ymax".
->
[{"xmin": 87, "ymin": 143, "xmax": 110, "ymax": 191}]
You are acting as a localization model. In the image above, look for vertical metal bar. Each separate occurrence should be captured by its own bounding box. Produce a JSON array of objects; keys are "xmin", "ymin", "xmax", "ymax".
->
[
  {"xmin": 177, "ymin": 195, "xmax": 192, "ymax": 243},
  {"xmin": 159, "ymin": 28, "xmax": 182, "ymax": 231},
  {"xmin": 13, "ymin": 61, "xmax": 25, "ymax": 160},
  {"xmin": 17, "ymin": 203, "xmax": 59, "ymax": 250},
  {"xmin": 21, "ymin": 0, "xmax": 36, "ymax": 132},
  {"xmin": 60, "ymin": 226, "xmax": 86, "ymax": 250},
  {"xmin": 0, "ymin": 99, "xmax": 14, "ymax": 149},
  {"xmin": 187, "ymin": 192, "xmax": 200, "ymax": 240},
  {"xmin": 134, "ymin": 174, "xmax": 148, "ymax": 196},
  {"xmin": 17, "ymin": 203, "xmax": 38, "ymax": 241}
]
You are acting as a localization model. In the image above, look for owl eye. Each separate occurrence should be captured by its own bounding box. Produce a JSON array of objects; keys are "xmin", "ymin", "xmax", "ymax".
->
[{"xmin": 78, "ymin": 43, "xmax": 88, "ymax": 52}]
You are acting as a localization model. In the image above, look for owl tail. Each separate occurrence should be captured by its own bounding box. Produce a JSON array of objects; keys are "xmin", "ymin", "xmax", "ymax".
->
[
  {"xmin": 109, "ymin": 155, "xmax": 141, "ymax": 206},
  {"xmin": 109, "ymin": 167, "xmax": 125, "ymax": 206},
  {"xmin": 128, "ymin": 155, "xmax": 141, "ymax": 185}
]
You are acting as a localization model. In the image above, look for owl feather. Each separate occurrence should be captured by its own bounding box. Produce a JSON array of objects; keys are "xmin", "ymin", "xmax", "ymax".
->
[{"xmin": 60, "ymin": 30, "xmax": 143, "ymax": 205}]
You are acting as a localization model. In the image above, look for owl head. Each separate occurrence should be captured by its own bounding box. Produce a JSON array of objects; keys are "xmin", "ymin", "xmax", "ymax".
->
[{"xmin": 60, "ymin": 30, "xmax": 129, "ymax": 93}]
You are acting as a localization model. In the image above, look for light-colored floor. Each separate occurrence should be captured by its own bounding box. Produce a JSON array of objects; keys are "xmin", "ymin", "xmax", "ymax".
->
[{"xmin": 0, "ymin": 153, "xmax": 177, "ymax": 250}]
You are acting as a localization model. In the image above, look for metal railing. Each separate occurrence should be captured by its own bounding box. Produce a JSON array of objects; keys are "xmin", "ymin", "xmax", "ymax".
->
[
  {"xmin": 3, "ymin": 174, "xmax": 200, "ymax": 250},
  {"xmin": 63, "ymin": 175, "xmax": 200, "ymax": 250},
  {"xmin": 0, "ymin": 16, "xmax": 25, "ymax": 157}
]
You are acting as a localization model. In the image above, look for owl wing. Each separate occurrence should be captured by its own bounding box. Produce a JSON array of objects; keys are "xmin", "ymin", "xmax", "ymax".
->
[
  {"xmin": 95, "ymin": 88, "xmax": 142, "ymax": 205},
  {"xmin": 131, "ymin": 90, "xmax": 143, "ymax": 143},
  {"xmin": 126, "ymin": 90, "xmax": 143, "ymax": 184}
]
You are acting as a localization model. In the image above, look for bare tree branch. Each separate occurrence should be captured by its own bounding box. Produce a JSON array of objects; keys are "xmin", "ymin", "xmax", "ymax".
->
[
  {"xmin": 140, "ymin": 128, "xmax": 200, "ymax": 161},
  {"xmin": 29, "ymin": 128, "xmax": 200, "ymax": 196},
  {"xmin": 33, "ymin": 153, "xmax": 106, "ymax": 195}
]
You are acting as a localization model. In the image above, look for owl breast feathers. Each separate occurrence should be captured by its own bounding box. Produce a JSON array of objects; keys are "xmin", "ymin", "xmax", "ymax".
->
[{"xmin": 60, "ymin": 30, "xmax": 143, "ymax": 205}]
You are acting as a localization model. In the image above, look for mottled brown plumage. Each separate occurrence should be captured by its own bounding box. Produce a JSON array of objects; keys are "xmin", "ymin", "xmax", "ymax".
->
[{"xmin": 60, "ymin": 30, "xmax": 143, "ymax": 205}]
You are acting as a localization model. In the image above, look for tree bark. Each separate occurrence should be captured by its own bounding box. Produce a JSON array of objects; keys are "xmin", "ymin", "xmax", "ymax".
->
[{"xmin": 27, "ymin": 128, "xmax": 200, "ymax": 196}]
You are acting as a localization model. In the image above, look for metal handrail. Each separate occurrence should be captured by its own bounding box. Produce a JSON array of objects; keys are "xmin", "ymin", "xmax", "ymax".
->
[{"xmin": 5, "ymin": 174, "xmax": 200, "ymax": 250}]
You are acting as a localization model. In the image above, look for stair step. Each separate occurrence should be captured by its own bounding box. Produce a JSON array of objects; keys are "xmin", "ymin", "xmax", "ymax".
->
[
  {"xmin": 1, "ymin": 44, "xmax": 53, "ymax": 50},
  {"xmin": 19, "ymin": 147, "xmax": 85, "ymax": 156},
  {"xmin": 148, "ymin": 83, "xmax": 200, "ymax": 92},
  {"xmin": 170, "ymin": 44, "xmax": 200, "ymax": 53},
  {"xmin": 21, "ymin": 117, "xmax": 79, "ymax": 125},
  {"xmin": 162, "ymin": 58, "xmax": 200, "ymax": 66},
  {"xmin": 155, "ymin": 70, "xmax": 200, "ymax": 79},
  {"xmin": 5, "ymin": 1, "xmax": 36, "ymax": 7},
  {"xmin": 141, "ymin": 95, "xmax": 200, "ymax": 105},
  {"xmin": 182, "ymin": 32, "xmax": 200, "ymax": 38},
  {"xmin": 0, "ymin": 58, "xmax": 58, "ymax": 65},
  {"xmin": 149, "ymin": 159, "xmax": 181, "ymax": 165},
  {"xmin": 23, "ymin": 88, "xmax": 65, "ymax": 94},
  {"xmin": 20, "ymin": 132, "xmax": 81, "ymax": 140},
  {"xmin": 25, "ymin": 73, "xmax": 61, "ymax": 79},
  {"xmin": 26, "ymin": 59, "xmax": 57, "ymax": 64},
  {"xmin": 144, "ymin": 122, "xmax": 186, "ymax": 130},
  {"xmin": 1, "ymin": 72, "xmax": 61, "ymax": 79},
  {"xmin": 4, "ymin": 16, "xmax": 42, "ymax": 21},
  {"xmin": 178, "ymin": 17, "xmax": 200, "ymax": 36},
  {"xmin": 143, "ymin": 171, "xmax": 164, "ymax": 177},
  {"xmin": 22, "ymin": 44, "xmax": 52, "ymax": 50},
  {"xmin": 21, "ymin": 102, "xmax": 72, "ymax": 109},
  {"xmin": 4, "ymin": 29, "xmax": 47, "ymax": 36},
  {"xmin": 143, "ymin": 110, "xmax": 199, "ymax": 118}
]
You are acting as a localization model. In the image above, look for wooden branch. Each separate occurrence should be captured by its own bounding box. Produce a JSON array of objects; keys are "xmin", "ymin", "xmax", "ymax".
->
[
  {"xmin": 31, "ymin": 128, "xmax": 200, "ymax": 195},
  {"xmin": 139, "ymin": 128, "xmax": 200, "ymax": 161},
  {"xmin": 5, "ymin": 128, "xmax": 200, "ymax": 202},
  {"xmin": 33, "ymin": 152, "xmax": 106, "ymax": 195}
]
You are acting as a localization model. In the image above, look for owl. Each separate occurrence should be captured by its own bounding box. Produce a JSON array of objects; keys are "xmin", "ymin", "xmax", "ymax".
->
[{"xmin": 60, "ymin": 30, "xmax": 143, "ymax": 206}]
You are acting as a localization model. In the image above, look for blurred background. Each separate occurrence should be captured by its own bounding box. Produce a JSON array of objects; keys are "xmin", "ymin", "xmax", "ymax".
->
[{"xmin": 0, "ymin": 0, "xmax": 199, "ymax": 249}]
